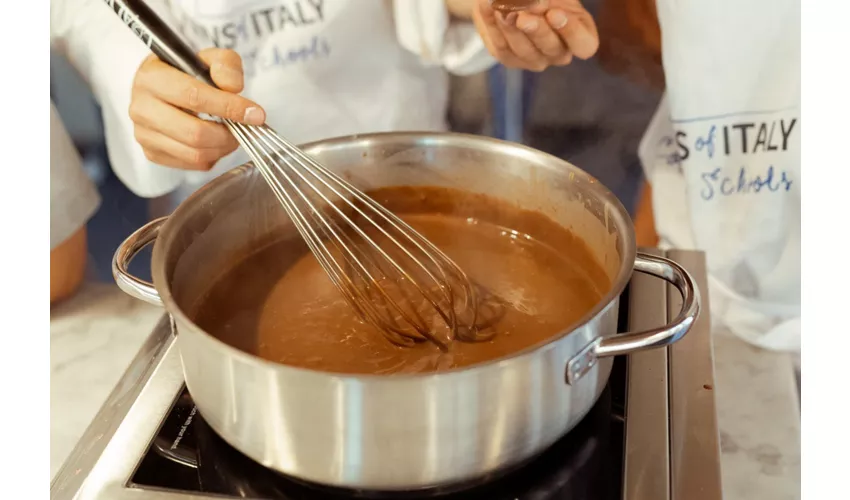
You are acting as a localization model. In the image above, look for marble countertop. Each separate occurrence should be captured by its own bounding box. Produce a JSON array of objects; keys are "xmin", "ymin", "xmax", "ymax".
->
[
  {"xmin": 50, "ymin": 282, "xmax": 162, "ymax": 480},
  {"xmin": 50, "ymin": 282, "xmax": 801, "ymax": 499},
  {"xmin": 712, "ymin": 328, "xmax": 801, "ymax": 500}
]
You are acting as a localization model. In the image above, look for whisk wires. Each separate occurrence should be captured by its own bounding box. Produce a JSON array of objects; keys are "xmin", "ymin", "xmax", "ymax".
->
[{"xmin": 220, "ymin": 120, "xmax": 493, "ymax": 351}]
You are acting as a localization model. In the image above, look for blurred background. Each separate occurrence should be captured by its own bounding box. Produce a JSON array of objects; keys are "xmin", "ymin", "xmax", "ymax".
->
[{"xmin": 50, "ymin": 0, "xmax": 662, "ymax": 284}]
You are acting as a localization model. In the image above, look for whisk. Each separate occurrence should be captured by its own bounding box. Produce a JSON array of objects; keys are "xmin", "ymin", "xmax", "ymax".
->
[{"xmin": 107, "ymin": 0, "xmax": 490, "ymax": 350}]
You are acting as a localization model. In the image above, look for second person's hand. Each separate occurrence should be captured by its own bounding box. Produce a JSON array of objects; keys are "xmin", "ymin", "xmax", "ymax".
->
[
  {"xmin": 129, "ymin": 48, "xmax": 266, "ymax": 171},
  {"xmin": 473, "ymin": 0, "xmax": 599, "ymax": 71}
]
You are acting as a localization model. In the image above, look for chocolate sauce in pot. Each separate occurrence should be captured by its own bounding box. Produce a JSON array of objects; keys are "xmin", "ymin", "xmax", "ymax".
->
[{"xmin": 192, "ymin": 186, "xmax": 610, "ymax": 375}]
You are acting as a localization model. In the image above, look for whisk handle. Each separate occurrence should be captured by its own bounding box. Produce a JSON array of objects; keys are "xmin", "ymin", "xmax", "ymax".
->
[{"xmin": 102, "ymin": 0, "xmax": 216, "ymax": 88}]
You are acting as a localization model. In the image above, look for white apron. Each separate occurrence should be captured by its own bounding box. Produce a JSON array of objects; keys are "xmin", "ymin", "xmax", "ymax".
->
[{"xmin": 638, "ymin": 0, "xmax": 801, "ymax": 352}]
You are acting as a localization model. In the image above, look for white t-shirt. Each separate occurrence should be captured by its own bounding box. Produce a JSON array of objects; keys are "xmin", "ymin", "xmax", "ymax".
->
[
  {"xmin": 51, "ymin": 0, "xmax": 495, "ymax": 198},
  {"xmin": 638, "ymin": 0, "xmax": 800, "ymax": 352}
]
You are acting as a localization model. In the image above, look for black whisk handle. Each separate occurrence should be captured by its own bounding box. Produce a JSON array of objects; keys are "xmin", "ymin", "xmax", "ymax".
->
[{"xmin": 101, "ymin": 0, "xmax": 218, "ymax": 88}]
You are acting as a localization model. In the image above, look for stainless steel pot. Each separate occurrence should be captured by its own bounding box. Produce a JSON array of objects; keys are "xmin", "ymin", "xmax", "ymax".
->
[{"xmin": 113, "ymin": 132, "xmax": 699, "ymax": 491}]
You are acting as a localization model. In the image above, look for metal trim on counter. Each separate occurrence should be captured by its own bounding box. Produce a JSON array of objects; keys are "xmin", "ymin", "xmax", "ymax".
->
[
  {"xmin": 623, "ymin": 247, "xmax": 671, "ymax": 500},
  {"xmin": 50, "ymin": 317, "xmax": 191, "ymax": 500},
  {"xmin": 666, "ymin": 250, "xmax": 723, "ymax": 500}
]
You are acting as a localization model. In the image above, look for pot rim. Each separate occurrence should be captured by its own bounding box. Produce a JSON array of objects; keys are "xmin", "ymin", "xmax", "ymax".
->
[{"xmin": 152, "ymin": 131, "xmax": 637, "ymax": 381}]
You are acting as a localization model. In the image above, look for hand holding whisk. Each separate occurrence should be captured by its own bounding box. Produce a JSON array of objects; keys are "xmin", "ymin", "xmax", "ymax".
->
[{"xmin": 106, "ymin": 0, "xmax": 492, "ymax": 350}]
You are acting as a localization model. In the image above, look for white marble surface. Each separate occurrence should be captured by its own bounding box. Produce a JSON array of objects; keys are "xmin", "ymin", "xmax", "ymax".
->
[
  {"xmin": 50, "ymin": 282, "xmax": 162, "ymax": 480},
  {"xmin": 712, "ymin": 328, "xmax": 801, "ymax": 500},
  {"xmin": 50, "ymin": 284, "xmax": 801, "ymax": 498}
]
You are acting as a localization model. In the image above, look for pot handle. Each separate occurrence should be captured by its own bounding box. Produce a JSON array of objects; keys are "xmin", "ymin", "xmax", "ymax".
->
[
  {"xmin": 112, "ymin": 217, "xmax": 168, "ymax": 307},
  {"xmin": 566, "ymin": 252, "xmax": 701, "ymax": 384}
]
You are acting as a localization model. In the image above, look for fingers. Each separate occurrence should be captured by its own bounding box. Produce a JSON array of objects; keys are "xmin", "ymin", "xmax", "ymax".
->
[
  {"xmin": 545, "ymin": 4, "xmax": 599, "ymax": 60},
  {"xmin": 498, "ymin": 12, "xmax": 549, "ymax": 70},
  {"xmin": 140, "ymin": 146, "xmax": 207, "ymax": 171},
  {"xmin": 129, "ymin": 92, "xmax": 238, "ymax": 151},
  {"xmin": 134, "ymin": 125, "xmax": 238, "ymax": 171},
  {"xmin": 130, "ymin": 49, "xmax": 260, "ymax": 171},
  {"xmin": 134, "ymin": 54, "xmax": 265, "ymax": 125},
  {"xmin": 474, "ymin": 0, "xmax": 511, "ymax": 59},
  {"xmin": 515, "ymin": 11, "xmax": 564, "ymax": 60},
  {"xmin": 198, "ymin": 48, "xmax": 245, "ymax": 93}
]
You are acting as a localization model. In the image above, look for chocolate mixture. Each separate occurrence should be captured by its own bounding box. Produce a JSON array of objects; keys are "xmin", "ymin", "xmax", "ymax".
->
[{"xmin": 192, "ymin": 186, "xmax": 611, "ymax": 375}]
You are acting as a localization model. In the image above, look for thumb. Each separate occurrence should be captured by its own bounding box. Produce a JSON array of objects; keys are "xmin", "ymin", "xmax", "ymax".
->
[
  {"xmin": 545, "ymin": 1, "xmax": 599, "ymax": 60},
  {"xmin": 198, "ymin": 48, "xmax": 246, "ymax": 94}
]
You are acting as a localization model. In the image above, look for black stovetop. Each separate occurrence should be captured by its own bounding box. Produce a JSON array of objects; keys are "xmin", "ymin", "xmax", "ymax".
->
[{"xmin": 128, "ymin": 356, "xmax": 627, "ymax": 500}]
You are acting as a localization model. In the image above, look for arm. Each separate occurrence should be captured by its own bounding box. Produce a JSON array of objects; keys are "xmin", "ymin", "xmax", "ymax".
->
[{"xmin": 50, "ymin": 101, "xmax": 99, "ymax": 304}]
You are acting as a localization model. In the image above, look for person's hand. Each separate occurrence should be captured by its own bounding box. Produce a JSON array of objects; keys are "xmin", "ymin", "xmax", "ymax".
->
[
  {"xmin": 129, "ymin": 48, "xmax": 266, "ymax": 171},
  {"xmin": 472, "ymin": 0, "xmax": 599, "ymax": 71}
]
